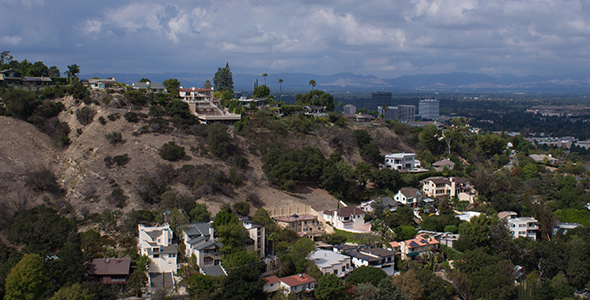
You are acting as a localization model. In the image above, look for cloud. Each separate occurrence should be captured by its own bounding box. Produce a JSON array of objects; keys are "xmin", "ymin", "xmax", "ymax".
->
[{"xmin": 2, "ymin": 35, "xmax": 22, "ymax": 45}]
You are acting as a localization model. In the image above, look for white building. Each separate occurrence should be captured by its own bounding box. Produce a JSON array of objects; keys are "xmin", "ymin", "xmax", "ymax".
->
[
  {"xmin": 347, "ymin": 248, "xmax": 396, "ymax": 275},
  {"xmin": 179, "ymin": 87, "xmax": 214, "ymax": 102},
  {"xmin": 343, "ymin": 104, "xmax": 357, "ymax": 115},
  {"xmin": 138, "ymin": 224, "xmax": 178, "ymax": 274},
  {"xmin": 419, "ymin": 99, "xmax": 440, "ymax": 120},
  {"xmin": 263, "ymin": 274, "xmax": 317, "ymax": 295},
  {"xmin": 323, "ymin": 206, "xmax": 366, "ymax": 231},
  {"xmin": 498, "ymin": 211, "xmax": 539, "ymax": 240},
  {"xmin": 384, "ymin": 153, "xmax": 421, "ymax": 170},
  {"xmin": 378, "ymin": 106, "xmax": 399, "ymax": 121},
  {"xmin": 310, "ymin": 250, "xmax": 353, "ymax": 278},
  {"xmin": 182, "ymin": 223, "xmax": 226, "ymax": 276},
  {"xmin": 393, "ymin": 187, "xmax": 422, "ymax": 206},
  {"xmin": 398, "ymin": 105, "xmax": 416, "ymax": 122},
  {"xmin": 241, "ymin": 219, "xmax": 266, "ymax": 258},
  {"xmin": 420, "ymin": 176, "xmax": 477, "ymax": 202}
]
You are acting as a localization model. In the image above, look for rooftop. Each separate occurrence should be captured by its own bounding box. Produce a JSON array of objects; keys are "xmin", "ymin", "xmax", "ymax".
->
[
  {"xmin": 310, "ymin": 250, "xmax": 350, "ymax": 267},
  {"xmin": 280, "ymin": 273, "xmax": 317, "ymax": 287},
  {"xmin": 88, "ymin": 256, "xmax": 131, "ymax": 276},
  {"xmin": 275, "ymin": 214, "xmax": 318, "ymax": 223}
]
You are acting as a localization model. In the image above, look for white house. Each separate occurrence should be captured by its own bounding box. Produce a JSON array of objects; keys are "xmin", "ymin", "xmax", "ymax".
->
[
  {"xmin": 347, "ymin": 248, "xmax": 396, "ymax": 275},
  {"xmin": 323, "ymin": 206, "xmax": 366, "ymax": 231},
  {"xmin": 393, "ymin": 187, "xmax": 422, "ymax": 206},
  {"xmin": 384, "ymin": 153, "xmax": 421, "ymax": 170},
  {"xmin": 263, "ymin": 276, "xmax": 282, "ymax": 293},
  {"xmin": 498, "ymin": 211, "xmax": 539, "ymax": 240},
  {"xmin": 241, "ymin": 219, "xmax": 266, "ymax": 258},
  {"xmin": 138, "ymin": 224, "xmax": 178, "ymax": 274},
  {"xmin": 310, "ymin": 250, "xmax": 353, "ymax": 278},
  {"xmin": 179, "ymin": 87, "xmax": 214, "ymax": 102},
  {"xmin": 182, "ymin": 222, "xmax": 226, "ymax": 276},
  {"xmin": 263, "ymin": 274, "xmax": 317, "ymax": 295},
  {"xmin": 420, "ymin": 176, "xmax": 477, "ymax": 202}
]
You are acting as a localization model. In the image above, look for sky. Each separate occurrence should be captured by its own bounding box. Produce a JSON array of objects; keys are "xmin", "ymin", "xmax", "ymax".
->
[{"xmin": 2, "ymin": 0, "xmax": 590, "ymax": 79}]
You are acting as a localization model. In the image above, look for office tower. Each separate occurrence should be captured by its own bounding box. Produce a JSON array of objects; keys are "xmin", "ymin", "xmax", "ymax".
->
[
  {"xmin": 419, "ymin": 99, "xmax": 439, "ymax": 120},
  {"xmin": 343, "ymin": 104, "xmax": 357, "ymax": 115},
  {"xmin": 398, "ymin": 105, "xmax": 415, "ymax": 122},
  {"xmin": 378, "ymin": 106, "xmax": 398, "ymax": 121},
  {"xmin": 372, "ymin": 92, "xmax": 392, "ymax": 108}
]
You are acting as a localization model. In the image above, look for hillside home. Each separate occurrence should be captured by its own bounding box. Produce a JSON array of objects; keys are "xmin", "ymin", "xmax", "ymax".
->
[
  {"xmin": 263, "ymin": 276, "xmax": 282, "ymax": 293},
  {"xmin": 241, "ymin": 218, "xmax": 266, "ymax": 258},
  {"xmin": 263, "ymin": 274, "xmax": 317, "ymax": 295},
  {"xmin": 418, "ymin": 230, "xmax": 460, "ymax": 248},
  {"xmin": 348, "ymin": 248, "xmax": 396, "ymax": 275},
  {"xmin": 84, "ymin": 78, "xmax": 118, "ymax": 90},
  {"xmin": 310, "ymin": 250, "xmax": 353, "ymax": 278},
  {"xmin": 138, "ymin": 223, "xmax": 178, "ymax": 274},
  {"xmin": 323, "ymin": 206, "xmax": 366, "ymax": 231},
  {"xmin": 432, "ymin": 159, "xmax": 455, "ymax": 171},
  {"xmin": 498, "ymin": 211, "xmax": 538, "ymax": 240},
  {"xmin": 0, "ymin": 69, "xmax": 22, "ymax": 86},
  {"xmin": 88, "ymin": 256, "xmax": 131, "ymax": 287},
  {"xmin": 391, "ymin": 233, "xmax": 440, "ymax": 260},
  {"xmin": 393, "ymin": 187, "xmax": 422, "ymax": 206},
  {"xmin": 384, "ymin": 153, "xmax": 421, "ymax": 170},
  {"xmin": 361, "ymin": 197, "xmax": 401, "ymax": 213},
  {"xmin": 182, "ymin": 222, "xmax": 226, "ymax": 276},
  {"xmin": 179, "ymin": 87, "xmax": 214, "ymax": 102},
  {"xmin": 131, "ymin": 81, "xmax": 167, "ymax": 93},
  {"xmin": 274, "ymin": 214, "xmax": 325, "ymax": 238},
  {"xmin": 420, "ymin": 176, "xmax": 477, "ymax": 202},
  {"xmin": 180, "ymin": 88, "xmax": 241, "ymax": 124}
]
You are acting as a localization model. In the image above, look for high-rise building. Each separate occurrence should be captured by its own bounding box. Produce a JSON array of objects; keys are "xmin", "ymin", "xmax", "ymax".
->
[
  {"xmin": 419, "ymin": 99, "xmax": 439, "ymax": 120},
  {"xmin": 398, "ymin": 105, "xmax": 416, "ymax": 122},
  {"xmin": 372, "ymin": 92, "xmax": 392, "ymax": 108},
  {"xmin": 378, "ymin": 106, "xmax": 398, "ymax": 121},
  {"xmin": 343, "ymin": 104, "xmax": 356, "ymax": 115}
]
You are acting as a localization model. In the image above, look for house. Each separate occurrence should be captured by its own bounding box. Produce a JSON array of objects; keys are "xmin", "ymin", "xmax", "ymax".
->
[
  {"xmin": 238, "ymin": 97, "xmax": 265, "ymax": 108},
  {"xmin": 303, "ymin": 105, "xmax": 325, "ymax": 115},
  {"xmin": 279, "ymin": 273, "xmax": 317, "ymax": 294},
  {"xmin": 182, "ymin": 222, "xmax": 226, "ymax": 276},
  {"xmin": 138, "ymin": 223, "xmax": 178, "ymax": 274},
  {"xmin": 392, "ymin": 233, "xmax": 440, "ymax": 260},
  {"xmin": 179, "ymin": 87, "xmax": 214, "ymax": 102},
  {"xmin": 552, "ymin": 222, "xmax": 583, "ymax": 236},
  {"xmin": 88, "ymin": 256, "xmax": 131, "ymax": 286},
  {"xmin": 457, "ymin": 211, "xmax": 482, "ymax": 222},
  {"xmin": 418, "ymin": 230, "xmax": 460, "ymax": 248},
  {"xmin": 384, "ymin": 153, "xmax": 421, "ymax": 170},
  {"xmin": 432, "ymin": 159, "xmax": 455, "ymax": 171},
  {"xmin": 274, "ymin": 214, "xmax": 325, "ymax": 238},
  {"xmin": 348, "ymin": 248, "xmax": 396, "ymax": 275},
  {"xmin": 310, "ymin": 250, "xmax": 353, "ymax": 278},
  {"xmin": 323, "ymin": 206, "xmax": 366, "ymax": 231},
  {"xmin": 131, "ymin": 81, "xmax": 167, "ymax": 93},
  {"xmin": 420, "ymin": 176, "xmax": 477, "ymax": 202},
  {"xmin": 0, "ymin": 69, "xmax": 23, "ymax": 86},
  {"xmin": 529, "ymin": 154, "xmax": 558, "ymax": 164},
  {"xmin": 498, "ymin": 211, "xmax": 538, "ymax": 240},
  {"xmin": 241, "ymin": 218, "xmax": 266, "ymax": 258},
  {"xmin": 361, "ymin": 197, "xmax": 401, "ymax": 213},
  {"xmin": 342, "ymin": 113, "xmax": 374, "ymax": 122},
  {"xmin": 263, "ymin": 274, "xmax": 317, "ymax": 295},
  {"xmin": 84, "ymin": 78, "xmax": 118, "ymax": 90},
  {"xmin": 393, "ymin": 188, "xmax": 422, "ymax": 206}
]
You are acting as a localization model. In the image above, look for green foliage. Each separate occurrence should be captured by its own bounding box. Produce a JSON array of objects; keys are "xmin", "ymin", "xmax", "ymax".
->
[
  {"xmin": 49, "ymin": 283, "xmax": 92, "ymax": 300},
  {"xmin": 4, "ymin": 254, "xmax": 48, "ymax": 300},
  {"xmin": 186, "ymin": 274, "xmax": 224, "ymax": 299},
  {"xmin": 320, "ymin": 232, "xmax": 347, "ymax": 245},
  {"xmin": 159, "ymin": 141, "xmax": 186, "ymax": 161},
  {"xmin": 370, "ymin": 168, "xmax": 403, "ymax": 191},
  {"xmin": 1, "ymin": 89, "xmax": 40, "ymax": 119},
  {"xmin": 105, "ymin": 131, "xmax": 123, "ymax": 144},
  {"xmin": 232, "ymin": 201, "xmax": 250, "ymax": 216},
  {"xmin": 110, "ymin": 188, "xmax": 128, "ymax": 208},
  {"xmin": 222, "ymin": 264, "xmax": 266, "ymax": 300},
  {"xmin": 24, "ymin": 169, "xmax": 64, "ymax": 196},
  {"xmin": 214, "ymin": 62, "xmax": 234, "ymax": 93},
  {"xmin": 555, "ymin": 209, "xmax": 590, "ymax": 227},
  {"xmin": 253, "ymin": 85, "xmax": 270, "ymax": 98},
  {"xmin": 346, "ymin": 266, "xmax": 388, "ymax": 287},
  {"xmin": 163, "ymin": 78, "xmax": 181, "ymax": 97},
  {"xmin": 223, "ymin": 250, "xmax": 260, "ymax": 270},
  {"xmin": 279, "ymin": 237, "xmax": 316, "ymax": 276},
  {"xmin": 295, "ymin": 89, "xmax": 335, "ymax": 111},
  {"xmin": 75, "ymin": 106, "xmax": 96, "ymax": 125},
  {"xmin": 166, "ymin": 99, "xmax": 191, "ymax": 119},
  {"xmin": 315, "ymin": 274, "xmax": 347, "ymax": 300},
  {"xmin": 124, "ymin": 90, "xmax": 148, "ymax": 105},
  {"xmin": 206, "ymin": 124, "xmax": 236, "ymax": 160},
  {"xmin": 189, "ymin": 203, "xmax": 211, "ymax": 222},
  {"xmin": 395, "ymin": 225, "xmax": 418, "ymax": 241},
  {"xmin": 262, "ymin": 145, "xmax": 325, "ymax": 190}
]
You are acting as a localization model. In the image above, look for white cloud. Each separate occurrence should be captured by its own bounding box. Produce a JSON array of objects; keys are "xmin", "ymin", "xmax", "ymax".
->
[{"xmin": 3, "ymin": 35, "xmax": 22, "ymax": 45}]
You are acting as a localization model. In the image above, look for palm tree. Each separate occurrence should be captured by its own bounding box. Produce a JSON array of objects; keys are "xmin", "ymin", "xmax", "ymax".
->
[
  {"xmin": 268, "ymin": 232, "xmax": 278, "ymax": 257},
  {"xmin": 262, "ymin": 73, "xmax": 268, "ymax": 86},
  {"xmin": 65, "ymin": 64, "xmax": 80, "ymax": 84},
  {"xmin": 278, "ymin": 78, "xmax": 283, "ymax": 102},
  {"xmin": 309, "ymin": 79, "xmax": 316, "ymax": 92}
]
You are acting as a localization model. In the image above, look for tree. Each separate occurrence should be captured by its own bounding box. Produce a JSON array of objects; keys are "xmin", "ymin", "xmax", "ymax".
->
[
  {"xmin": 214, "ymin": 62, "xmax": 234, "ymax": 92},
  {"xmin": 4, "ymin": 254, "xmax": 48, "ymax": 300},
  {"xmin": 163, "ymin": 78, "xmax": 181, "ymax": 98},
  {"xmin": 253, "ymin": 85, "xmax": 270, "ymax": 98},
  {"xmin": 262, "ymin": 73, "xmax": 268, "ymax": 86},
  {"xmin": 320, "ymin": 232, "xmax": 347, "ymax": 245},
  {"xmin": 159, "ymin": 141, "xmax": 185, "ymax": 161},
  {"xmin": 189, "ymin": 203, "xmax": 211, "ymax": 222},
  {"xmin": 49, "ymin": 283, "xmax": 92, "ymax": 300},
  {"xmin": 278, "ymin": 78, "xmax": 283, "ymax": 102},
  {"xmin": 315, "ymin": 273, "xmax": 347, "ymax": 300},
  {"xmin": 222, "ymin": 265, "xmax": 266, "ymax": 300},
  {"xmin": 64, "ymin": 64, "xmax": 80, "ymax": 83},
  {"xmin": 203, "ymin": 79, "xmax": 212, "ymax": 89},
  {"xmin": 392, "ymin": 270, "xmax": 424, "ymax": 300},
  {"xmin": 232, "ymin": 201, "xmax": 250, "ymax": 216},
  {"xmin": 309, "ymin": 79, "xmax": 317, "ymax": 91},
  {"xmin": 139, "ymin": 78, "xmax": 150, "ymax": 82},
  {"xmin": 48, "ymin": 66, "xmax": 60, "ymax": 77},
  {"xmin": 346, "ymin": 266, "xmax": 388, "ymax": 287},
  {"xmin": 165, "ymin": 99, "xmax": 191, "ymax": 119},
  {"xmin": 28, "ymin": 61, "xmax": 49, "ymax": 77},
  {"xmin": 76, "ymin": 107, "xmax": 96, "ymax": 126}
]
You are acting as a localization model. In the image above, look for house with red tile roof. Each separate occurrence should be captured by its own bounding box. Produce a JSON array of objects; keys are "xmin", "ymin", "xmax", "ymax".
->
[
  {"xmin": 262, "ymin": 273, "xmax": 317, "ymax": 295},
  {"xmin": 263, "ymin": 276, "xmax": 281, "ymax": 293},
  {"xmin": 390, "ymin": 233, "xmax": 440, "ymax": 259},
  {"xmin": 323, "ymin": 206, "xmax": 366, "ymax": 231}
]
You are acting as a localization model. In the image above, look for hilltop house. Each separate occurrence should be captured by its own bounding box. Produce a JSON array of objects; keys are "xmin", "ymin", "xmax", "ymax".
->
[
  {"xmin": 323, "ymin": 206, "xmax": 366, "ymax": 231},
  {"xmin": 393, "ymin": 187, "xmax": 423, "ymax": 206},
  {"xmin": 420, "ymin": 176, "xmax": 477, "ymax": 202},
  {"xmin": 498, "ymin": 211, "xmax": 539, "ymax": 240},
  {"xmin": 83, "ymin": 78, "xmax": 118, "ymax": 90},
  {"xmin": 241, "ymin": 218, "xmax": 267, "ymax": 258},
  {"xmin": 131, "ymin": 81, "xmax": 167, "ymax": 93},
  {"xmin": 384, "ymin": 153, "xmax": 421, "ymax": 170}
]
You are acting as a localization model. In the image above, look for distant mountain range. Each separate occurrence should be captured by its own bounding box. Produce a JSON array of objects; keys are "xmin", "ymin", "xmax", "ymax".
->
[{"xmin": 82, "ymin": 71, "xmax": 590, "ymax": 92}]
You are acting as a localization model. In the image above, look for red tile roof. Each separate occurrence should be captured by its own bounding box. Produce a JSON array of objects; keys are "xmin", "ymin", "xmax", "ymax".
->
[
  {"xmin": 280, "ymin": 273, "xmax": 316, "ymax": 287},
  {"xmin": 403, "ymin": 233, "xmax": 439, "ymax": 249},
  {"xmin": 264, "ymin": 276, "xmax": 280, "ymax": 284}
]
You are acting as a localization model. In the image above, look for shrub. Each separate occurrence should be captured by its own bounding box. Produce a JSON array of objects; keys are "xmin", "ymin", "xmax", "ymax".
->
[
  {"xmin": 124, "ymin": 111, "xmax": 139, "ymax": 123},
  {"xmin": 113, "ymin": 154, "xmax": 130, "ymax": 166},
  {"xmin": 24, "ymin": 169, "xmax": 64, "ymax": 196},
  {"xmin": 105, "ymin": 132, "xmax": 123, "ymax": 144},
  {"xmin": 233, "ymin": 201, "xmax": 250, "ymax": 216},
  {"xmin": 110, "ymin": 188, "xmax": 128, "ymax": 208},
  {"xmin": 75, "ymin": 107, "xmax": 96, "ymax": 125},
  {"xmin": 98, "ymin": 116, "xmax": 107, "ymax": 125},
  {"xmin": 159, "ymin": 142, "xmax": 185, "ymax": 161},
  {"xmin": 107, "ymin": 113, "xmax": 120, "ymax": 121}
]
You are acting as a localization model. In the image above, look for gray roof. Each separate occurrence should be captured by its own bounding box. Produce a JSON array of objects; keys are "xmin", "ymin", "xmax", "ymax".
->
[
  {"xmin": 149, "ymin": 272, "xmax": 175, "ymax": 288},
  {"xmin": 133, "ymin": 82, "xmax": 165, "ymax": 89},
  {"xmin": 310, "ymin": 250, "xmax": 350, "ymax": 268},
  {"xmin": 187, "ymin": 236, "xmax": 207, "ymax": 246},
  {"xmin": 201, "ymin": 265, "xmax": 227, "ymax": 276},
  {"xmin": 195, "ymin": 240, "xmax": 223, "ymax": 251},
  {"xmin": 147, "ymin": 230, "xmax": 162, "ymax": 240}
]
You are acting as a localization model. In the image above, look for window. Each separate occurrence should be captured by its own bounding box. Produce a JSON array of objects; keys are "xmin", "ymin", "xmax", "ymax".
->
[
  {"xmin": 153, "ymin": 254, "xmax": 159, "ymax": 258},
  {"xmin": 169, "ymin": 253, "xmax": 176, "ymax": 258}
]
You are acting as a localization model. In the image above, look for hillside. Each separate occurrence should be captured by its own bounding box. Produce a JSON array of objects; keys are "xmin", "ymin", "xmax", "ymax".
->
[{"xmin": 0, "ymin": 92, "xmax": 415, "ymax": 224}]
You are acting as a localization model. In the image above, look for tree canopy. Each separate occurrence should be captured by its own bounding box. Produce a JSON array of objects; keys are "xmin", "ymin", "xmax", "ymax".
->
[{"xmin": 214, "ymin": 62, "xmax": 234, "ymax": 92}]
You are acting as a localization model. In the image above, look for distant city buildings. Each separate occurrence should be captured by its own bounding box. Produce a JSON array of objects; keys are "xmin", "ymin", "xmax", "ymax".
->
[
  {"xmin": 372, "ymin": 92, "xmax": 392, "ymax": 108},
  {"xmin": 419, "ymin": 99, "xmax": 439, "ymax": 120},
  {"xmin": 378, "ymin": 106, "xmax": 398, "ymax": 121},
  {"xmin": 398, "ymin": 105, "xmax": 416, "ymax": 122},
  {"xmin": 343, "ymin": 104, "xmax": 357, "ymax": 115}
]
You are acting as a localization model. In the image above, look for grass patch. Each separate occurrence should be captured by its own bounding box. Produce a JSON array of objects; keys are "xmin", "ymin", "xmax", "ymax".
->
[{"xmin": 334, "ymin": 228, "xmax": 370, "ymax": 244}]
